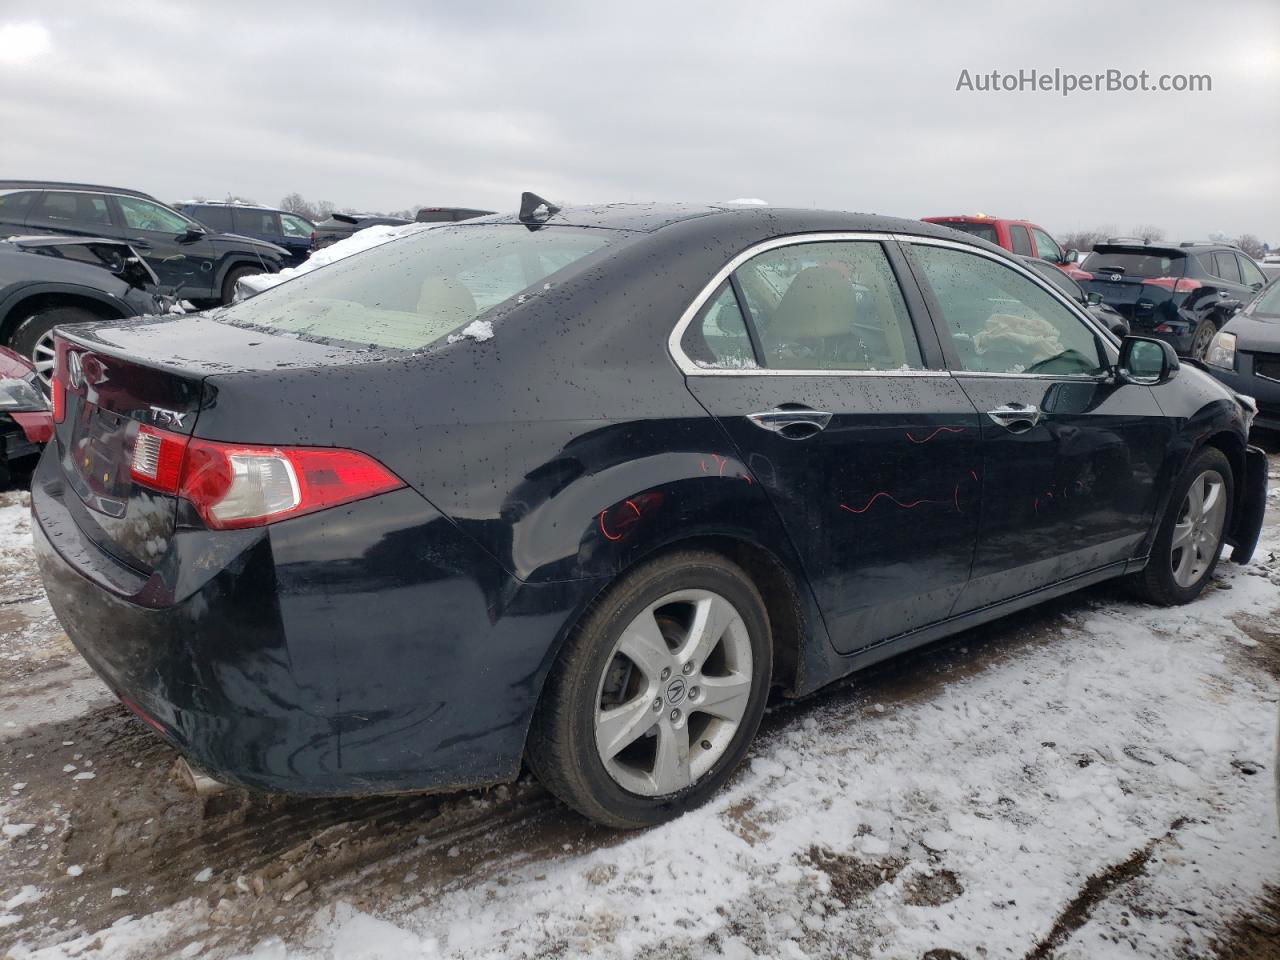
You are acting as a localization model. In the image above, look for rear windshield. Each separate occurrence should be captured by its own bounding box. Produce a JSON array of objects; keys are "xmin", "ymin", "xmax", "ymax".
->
[
  {"xmin": 219, "ymin": 224, "xmax": 613, "ymax": 350},
  {"xmin": 938, "ymin": 222, "xmax": 998, "ymax": 243},
  {"xmin": 1082, "ymin": 249, "xmax": 1185, "ymax": 279}
]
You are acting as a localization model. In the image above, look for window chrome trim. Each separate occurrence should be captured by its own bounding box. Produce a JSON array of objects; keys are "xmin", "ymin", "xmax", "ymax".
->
[{"xmin": 668, "ymin": 230, "xmax": 1120, "ymax": 380}]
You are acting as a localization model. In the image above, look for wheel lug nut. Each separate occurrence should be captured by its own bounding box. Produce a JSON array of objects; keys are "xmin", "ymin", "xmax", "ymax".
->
[
  {"xmin": 652, "ymin": 697, "xmax": 662, "ymax": 711},
  {"xmin": 682, "ymin": 662, "xmax": 695, "ymax": 675},
  {"xmin": 660, "ymin": 667, "xmax": 671, "ymax": 681},
  {"xmin": 701, "ymin": 739, "xmax": 712, "ymax": 750},
  {"xmin": 669, "ymin": 708, "xmax": 681, "ymax": 722},
  {"xmin": 689, "ymin": 686, "xmax": 700, "ymax": 700}
]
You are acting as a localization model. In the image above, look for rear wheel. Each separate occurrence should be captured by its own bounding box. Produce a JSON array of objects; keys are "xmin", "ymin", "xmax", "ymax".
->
[
  {"xmin": 9, "ymin": 306, "xmax": 102, "ymax": 388},
  {"xmin": 527, "ymin": 550, "xmax": 772, "ymax": 828},
  {"xmin": 1128, "ymin": 447, "xmax": 1232, "ymax": 605},
  {"xmin": 1189, "ymin": 317, "xmax": 1217, "ymax": 359}
]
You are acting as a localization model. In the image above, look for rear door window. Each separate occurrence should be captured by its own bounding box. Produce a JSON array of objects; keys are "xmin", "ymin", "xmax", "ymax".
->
[
  {"xmin": 1213, "ymin": 253, "xmax": 1242, "ymax": 284},
  {"xmin": 730, "ymin": 240, "xmax": 923, "ymax": 371},
  {"xmin": 193, "ymin": 206, "xmax": 234, "ymax": 232},
  {"xmin": 910, "ymin": 243, "xmax": 1106, "ymax": 377},
  {"xmin": 233, "ymin": 208, "xmax": 281, "ymax": 237},
  {"xmin": 1009, "ymin": 225, "xmax": 1032, "ymax": 256},
  {"xmin": 31, "ymin": 191, "xmax": 113, "ymax": 227}
]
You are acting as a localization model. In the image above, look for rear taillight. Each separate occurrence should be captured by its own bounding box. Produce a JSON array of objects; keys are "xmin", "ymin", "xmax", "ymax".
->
[
  {"xmin": 51, "ymin": 377, "xmax": 66, "ymax": 423},
  {"xmin": 1173, "ymin": 278, "xmax": 1201, "ymax": 294},
  {"xmin": 1141, "ymin": 277, "xmax": 1201, "ymax": 294},
  {"xmin": 129, "ymin": 425, "xmax": 404, "ymax": 529}
]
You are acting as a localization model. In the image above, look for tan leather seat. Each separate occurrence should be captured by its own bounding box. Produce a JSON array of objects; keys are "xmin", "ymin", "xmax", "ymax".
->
[
  {"xmin": 417, "ymin": 277, "xmax": 477, "ymax": 326},
  {"xmin": 770, "ymin": 266, "xmax": 857, "ymax": 339}
]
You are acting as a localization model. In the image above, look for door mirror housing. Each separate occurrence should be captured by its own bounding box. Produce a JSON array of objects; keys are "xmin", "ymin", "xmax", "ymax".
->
[
  {"xmin": 1116, "ymin": 336, "xmax": 1179, "ymax": 386},
  {"xmin": 1064, "ymin": 248, "xmax": 1080, "ymax": 264},
  {"xmin": 180, "ymin": 224, "xmax": 207, "ymax": 242},
  {"xmin": 1086, "ymin": 291, "xmax": 1104, "ymax": 305}
]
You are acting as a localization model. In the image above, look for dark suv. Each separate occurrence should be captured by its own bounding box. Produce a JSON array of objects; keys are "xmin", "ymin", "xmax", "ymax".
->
[
  {"xmin": 0, "ymin": 182, "xmax": 288, "ymax": 306},
  {"xmin": 1079, "ymin": 241, "xmax": 1267, "ymax": 358},
  {"xmin": 178, "ymin": 202, "xmax": 314, "ymax": 268}
]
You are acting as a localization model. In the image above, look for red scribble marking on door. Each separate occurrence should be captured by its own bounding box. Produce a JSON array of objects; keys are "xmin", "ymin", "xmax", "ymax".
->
[
  {"xmin": 711, "ymin": 453, "xmax": 728, "ymax": 477},
  {"xmin": 598, "ymin": 510, "xmax": 624, "ymax": 541},
  {"xmin": 970, "ymin": 470, "xmax": 979, "ymax": 482},
  {"xmin": 906, "ymin": 426, "xmax": 966, "ymax": 444},
  {"xmin": 840, "ymin": 492, "xmax": 948, "ymax": 514},
  {"xmin": 624, "ymin": 499, "xmax": 641, "ymax": 518}
]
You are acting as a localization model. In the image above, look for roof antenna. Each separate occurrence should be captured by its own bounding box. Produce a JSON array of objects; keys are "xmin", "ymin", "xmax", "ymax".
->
[{"xmin": 518, "ymin": 191, "xmax": 560, "ymax": 228}]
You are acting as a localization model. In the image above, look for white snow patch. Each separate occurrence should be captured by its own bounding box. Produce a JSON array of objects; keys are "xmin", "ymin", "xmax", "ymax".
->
[
  {"xmin": 721, "ymin": 198, "xmax": 769, "ymax": 205},
  {"xmin": 2, "ymin": 822, "xmax": 36, "ymax": 839},
  {"xmin": 193, "ymin": 867, "xmax": 213, "ymax": 883},
  {"xmin": 236, "ymin": 222, "xmax": 435, "ymax": 296},
  {"xmin": 445, "ymin": 319, "xmax": 494, "ymax": 344}
]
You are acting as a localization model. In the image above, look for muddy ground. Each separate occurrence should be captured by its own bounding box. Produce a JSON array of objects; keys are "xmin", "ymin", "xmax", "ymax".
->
[{"xmin": 1, "ymin": 443, "xmax": 1278, "ymax": 960}]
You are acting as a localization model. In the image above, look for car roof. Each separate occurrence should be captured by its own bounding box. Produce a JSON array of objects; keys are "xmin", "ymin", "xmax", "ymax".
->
[
  {"xmin": 477, "ymin": 202, "xmax": 996, "ymax": 244},
  {"xmin": 180, "ymin": 200, "xmax": 298, "ymax": 216},
  {"xmin": 0, "ymin": 180, "xmax": 157, "ymax": 201}
]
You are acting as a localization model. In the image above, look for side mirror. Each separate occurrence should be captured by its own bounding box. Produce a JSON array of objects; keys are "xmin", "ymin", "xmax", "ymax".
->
[
  {"xmin": 1064, "ymin": 248, "xmax": 1080, "ymax": 264},
  {"xmin": 1086, "ymin": 291, "xmax": 1104, "ymax": 305},
  {"xmin": 1117, "ymin": 336, "xmax": 1179, "ymax": 386},
  {"xmin": 181, "ymin": 225, "xmax": 207, "ymax": 242}
]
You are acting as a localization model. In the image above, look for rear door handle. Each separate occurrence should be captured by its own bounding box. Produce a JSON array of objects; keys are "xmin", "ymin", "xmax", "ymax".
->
[
  {"xmin": 987, "ymin": 403, "xmax": 1042, "ymax": 433},
  {"xmin": 747, "ymin": 406, "xmax": 832, "ymax": 439}
]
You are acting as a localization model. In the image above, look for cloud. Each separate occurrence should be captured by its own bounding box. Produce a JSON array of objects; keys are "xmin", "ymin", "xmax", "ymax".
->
[
  {"xmin": 2, "ymin": 0, "xmax": 1277, "ymax": 241},
  {"xmin": 0, "ymin": 20, "xmax": 52, "ymax": 65}
]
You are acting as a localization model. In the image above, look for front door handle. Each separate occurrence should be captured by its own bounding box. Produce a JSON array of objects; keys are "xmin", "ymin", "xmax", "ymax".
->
[
  {"xmin": 747, "ymin": 406, "xmax": 832, "ymax": 439},
  {"xmin": 987, "ymin": 402, "xmax": 1042, "ymax": 433}
]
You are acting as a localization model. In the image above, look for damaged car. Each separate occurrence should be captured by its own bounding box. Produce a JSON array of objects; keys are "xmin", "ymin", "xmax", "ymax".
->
[{"xmin": 31, "ymin": 200, "xmax": 1267, "ymax": 828}]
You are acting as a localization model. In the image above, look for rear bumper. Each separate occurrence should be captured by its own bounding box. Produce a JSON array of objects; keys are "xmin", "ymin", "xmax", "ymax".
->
[{"xmin": 32, "ymin": 448, "xmax": 600, "ymax": 796}]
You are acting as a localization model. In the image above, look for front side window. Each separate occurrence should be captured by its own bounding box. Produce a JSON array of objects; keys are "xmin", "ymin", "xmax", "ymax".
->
[
  {"xmin": 1032, "ymin": 228, "xmax": 1062, "ymax": 262},
  {"xmin": 280, "ymin": 214, "xmax": 312, "ymax": 238},
  {"xmin": 730, "ymin": 241, "xmax": 923, "ymax": 371},
  {"xmin": 911, "ymin": 244, "xmax": 1106, "ymax": 377},
  {"xmin": 117, "ymin": 196, "xmax": 192, "ymax": 234},
  {"xmin": 221, "ymin": 224, "xmax": 612, "ymax": 350},
  {"xmin": 681, "ymin": 283, "xmax": 757, "ymax": 369},
  {"xmin": 33, "ymin": 191, "xmax": 112, "ymax": 225}
]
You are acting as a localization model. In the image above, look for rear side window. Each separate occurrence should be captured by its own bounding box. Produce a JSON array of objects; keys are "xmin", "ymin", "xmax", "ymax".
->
[
  {"xmin": 1009, "ymin": 225, "xmax": 1032, "ymax": 256},
  {"xmin": 910, "ymin": 243, "xmax": 1105, "ymax": 377},
  {"xmin": 221, "ymin": 224, "xmax": 612, "ymax": 350},
  {"xmin": 682, "ymin": 284, "xmax": 758, "ymax": 369},
  {"xmin": 0, "ymin": 190, "xmax": 36, "ymax": 219},
  {"xmin": 731, "ymin": 241, "xmax": 923, "ymax": 371},
  {"xmin": 192, "ymin": 206, "xmax": 234, "ymax": 232},
  {"xmin": 33, "ymin": 191, "xmax": 112, "ymax": 226},
  {"xmin": 1086, "ymin": 250, "xmax": 1185, "ymax": 279}
]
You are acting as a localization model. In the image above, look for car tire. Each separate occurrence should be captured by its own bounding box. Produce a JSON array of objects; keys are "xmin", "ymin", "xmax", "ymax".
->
[
  {"xmin": 9, "ymin": 306, "xmax": 101, "ymax": 388},
  {"xmin": 1127, "ymin": 446, "xmax": 1233, "ymax": 606},
  {"xmin": 1189, "ymin": 317, "xmax": 1217, "ymax": 359},
  {"xmin": 526, "ymin": 550, "xmax": 772, "ymax": 829},
  {"xmin": 220, "ymin": 265, "xmax": 261, "ymax": 305}
]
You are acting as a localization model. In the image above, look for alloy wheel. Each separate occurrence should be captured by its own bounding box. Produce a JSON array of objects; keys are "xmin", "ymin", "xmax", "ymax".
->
[
  {"xmin": 1170, "ymin": 468, "xmax": 1227, "ymax": 588},
  {"xmin": 594, "ymin": 588, "xmax": 753, "ymax": 797},
  {"xmin": 1191, "ymin": 322, "xmax": 1216, "ymax": 359},
  {"xmin": 32, "ymin": 329, "xmax": 56, "ymax": 389}
]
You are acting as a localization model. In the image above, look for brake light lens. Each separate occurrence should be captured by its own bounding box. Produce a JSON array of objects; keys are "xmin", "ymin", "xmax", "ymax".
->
[
  {"xmin": 51, "ymin": 376, "xmax": 65, "ymax": 423},
  {"xmin": 1142, "ymin": 277, "xmax": 1202, "ymax": 294},
  {"xmin": 129, "ymin": 426, "xmax": 404, "ymax": 529},
  {"xmin": 1174, "ymin": 278, "xmax": 1201, "ymax": 294}
]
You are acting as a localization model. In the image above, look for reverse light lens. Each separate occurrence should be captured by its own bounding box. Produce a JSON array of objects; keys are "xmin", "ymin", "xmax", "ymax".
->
[
  {"xmin": 1205, "ymin": 331, "xmax": 1237, "ymax": 370},
  {"xmin": 128, "ymin": 426, "xmax": 404, "ymax": 529}
]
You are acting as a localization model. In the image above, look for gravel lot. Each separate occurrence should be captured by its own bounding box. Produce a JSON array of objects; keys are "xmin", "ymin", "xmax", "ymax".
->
[{"xmin": 1, "ymin": 444, "xmax": 1278, "ymax": 960}]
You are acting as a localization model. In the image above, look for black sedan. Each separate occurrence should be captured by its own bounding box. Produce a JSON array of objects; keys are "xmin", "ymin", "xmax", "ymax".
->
[
  {"xmin": 32, "ymin": 202, "xmax": 1268, "ymax": 828},
  {"xmin": 1203, "ymin": 277, "xmax": 1280, "ymax": 433}
]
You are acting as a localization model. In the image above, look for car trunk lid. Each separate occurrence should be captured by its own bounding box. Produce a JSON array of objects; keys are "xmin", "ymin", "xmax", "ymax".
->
[{"xmin": 1079, "ymin": 246, "xmax": 1188, "ymax": 321}]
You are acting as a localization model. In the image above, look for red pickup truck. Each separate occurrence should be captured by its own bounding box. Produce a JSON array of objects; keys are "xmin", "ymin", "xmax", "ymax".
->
[{"xmin": 922, "ymin": 215, "xmax": 1085, "ymax": 277}]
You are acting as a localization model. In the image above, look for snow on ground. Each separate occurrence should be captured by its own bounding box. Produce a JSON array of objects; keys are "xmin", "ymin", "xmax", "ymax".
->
[
  {"xmin": 0, "ymin": 460, "xmax": 1278, "ymax": 959},
  {"xmin": 237, "ymin": 222, "xmax": 436, "ymax": 296}
]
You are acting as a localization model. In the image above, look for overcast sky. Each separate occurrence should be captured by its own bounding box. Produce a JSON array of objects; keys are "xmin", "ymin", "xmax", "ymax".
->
[{"xmin": 1, "ymin": 0, "xmax": 1276, "ymax": 242}]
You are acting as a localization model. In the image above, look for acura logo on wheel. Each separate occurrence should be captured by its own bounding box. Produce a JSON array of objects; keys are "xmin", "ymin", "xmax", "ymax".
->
[
  {"xmin": 66, "ymin": 351, "xmax": 85, "ymax": 389},
  {"xmin": 665, "ymin": 677, "xmax": 687, "ymax": 705}
]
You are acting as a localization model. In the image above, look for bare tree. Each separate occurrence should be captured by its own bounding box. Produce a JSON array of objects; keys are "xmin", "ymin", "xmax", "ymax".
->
[
  {"xmin": 1130, "ymin": 224, "xmax": 1166, "ymax": 242},
  {"xmin": 279, "ymin": 192, "xmax": 318, "ymax": 220},
  {"xmin": 1234, "ymin": 233, "xmax": 1266, "ymax": 259},
  {"xmin": 1058, "ymin": 225, "xmax": 1116, "ymax": 253}
]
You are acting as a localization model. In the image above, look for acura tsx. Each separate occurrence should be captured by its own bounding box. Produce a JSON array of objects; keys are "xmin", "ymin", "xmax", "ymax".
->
[{"xmin": 32, "ymin": 200, "xmax": 1268, "ymax": 828}]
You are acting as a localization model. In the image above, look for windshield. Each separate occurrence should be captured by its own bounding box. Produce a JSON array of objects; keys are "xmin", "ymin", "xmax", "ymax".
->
[
  {"xmin": 1252, "ymin": 281, "xmax": 1280, "ymax": 318},
  {"xmin": 219, "ymin": 224, "xmax": 614, "ymax": 350},
  {"xmin": 1082, "ymin": 250, "xmax": 1185, "ymax": 279},
  {"xmin": 938, "ymin": 222, "xmax": 998, "ymax": 243},
  {"xmin": 1026, "ymin": 261, "xmax": 1082, "ymax": 301}
]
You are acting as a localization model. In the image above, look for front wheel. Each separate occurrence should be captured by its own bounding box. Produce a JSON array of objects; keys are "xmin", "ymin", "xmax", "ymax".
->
[
  {"xmin": 1128, "ymin": 447, "xmax": 1233, "ymax": 605},
  {"xmin": 527, "ymin": 551, "xmax": 772, "ymax": 828}
]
